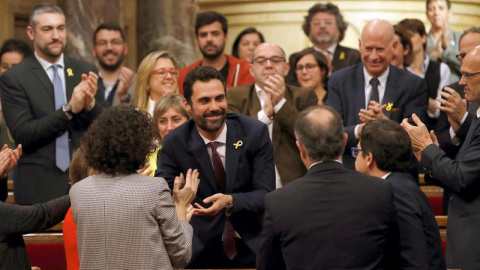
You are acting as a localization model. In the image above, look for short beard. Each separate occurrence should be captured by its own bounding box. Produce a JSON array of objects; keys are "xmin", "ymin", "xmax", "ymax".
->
[
  {"xmin": 98, "ymin": 52, "xmax": 125, "ymax": 72},
  {"xmin": 200, "ymin": 44, "xmax": 225, "ymax": 61}
]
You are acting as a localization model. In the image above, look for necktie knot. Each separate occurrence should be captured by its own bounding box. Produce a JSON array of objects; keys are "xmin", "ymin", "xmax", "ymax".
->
[
  {"xmin": 209, "ymin": 141, "xmax": 219, "ymax": 153},
  {"xmin": 369, "ymin": 78, "xmax": 380, "ymax": 88}
]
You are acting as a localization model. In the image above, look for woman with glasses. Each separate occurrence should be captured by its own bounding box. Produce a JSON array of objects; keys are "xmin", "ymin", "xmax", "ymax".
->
[
  {"xmin": 135, "ymin": 51, "xmax": 179, "ymax": 115},
  {"xmin": 293, "ymin": 48, "xmax": 330, "ymax": 105}
]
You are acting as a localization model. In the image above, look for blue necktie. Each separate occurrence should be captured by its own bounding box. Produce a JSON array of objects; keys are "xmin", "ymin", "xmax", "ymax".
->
[{"xmin": 52, "ymin": 64, "xmax": 70, "ymax": 172}]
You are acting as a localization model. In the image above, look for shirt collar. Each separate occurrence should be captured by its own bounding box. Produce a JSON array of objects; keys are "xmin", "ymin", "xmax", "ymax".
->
[
  {"xmin": 476, "ymin": 108, "xmax": 480, "ymax": 119},
  {"xmin": 35, "ymin": 52, "xmax": 64, "ymax": 71},
  {"xmin": 198, "ymin": 122, "xmax": 228, "ymax": 146},
  {"xmin": 363, "ymin": 66, "xmax": 389, "ymax": 88},
  {"xmin": 308, "ymin": 159, "xmax": 342, "ymax": 170},
  {"xmin": 381, "ymin": 172, "xmax": 392, "ymax": 179},
  {"xmin": 313, "ymin": 44, "xmax": 337, "ymax": 56}
]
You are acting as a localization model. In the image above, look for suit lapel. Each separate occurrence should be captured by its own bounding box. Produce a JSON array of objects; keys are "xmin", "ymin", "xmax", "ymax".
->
[
  {"xmin": 28, "ymin": 56, "xmax": 55, "ymax": 104},
  {"xmin": 225, "ymin": 119, "xmax": 241, "ymax": 193},
  {"xmin": 382, "ymin": 67, "xmax": 398, "ymax": 119},
  {"xmin": 354, "ymin": 65, "xmax": 366, "ymax": 115},
  {"xmin": 248, "ymin": 85, "xmax": 261, "ymax": 118},
  {"xmin": 189, "ymin": 126, "xmax": 218, "ymax": 192},
  {"xmin": 63, "ymin": 57, "xmax": 80, "ymax": 101}
]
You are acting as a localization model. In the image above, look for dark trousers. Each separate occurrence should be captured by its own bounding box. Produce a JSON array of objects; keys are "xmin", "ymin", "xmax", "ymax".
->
[{"xmin": 186, "ymin": 237, "xmax": 256, "ymax": 269}]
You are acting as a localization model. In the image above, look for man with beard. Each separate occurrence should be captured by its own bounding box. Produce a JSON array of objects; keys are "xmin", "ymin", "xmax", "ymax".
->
[
  {"xmin": 93, "ymin": 23, "xmax": 135, "ymax": 106},
  {"xmin": 286, "ymin": 3, "xmax": 360, "ymax": 85},
  {"xmin": 0, "ymin": 3, "xmax": 103, "ymax": 204},
  {"xmin": 157, "ymin": 66, "xmax": 275, "ymax": 268},
  {"xmin": 177, "ymin": 11, "xmax": 254, "ymax": 94},
  {"xmin": 228, "ymin": 42, "xmax": 318, "ymax": 187}
]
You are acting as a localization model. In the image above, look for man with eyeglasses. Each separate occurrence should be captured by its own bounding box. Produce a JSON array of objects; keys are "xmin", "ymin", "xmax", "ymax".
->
[
  {"xmin": 402, "ymin": 46, "xmax": 480, "ymax": 269},
  {"xmin": 325, "ymin": 19, "xmax": 428, "ymax": 170},
  {"xmin": 0, "ymin": 4, "xmax": 103, "ymax": 204},
  {"xmin": 354, "ymin": 119, "xmax": 445, "ymax": 269},
  {"xmin": 430, "ymin": 27, "xmax": 480, "ymax": 215},
  {"xmin": 93, "ymin": 23, "xmax": 135, "ymax": 106},
  {"xmin": 286, "ymin": 3, "xmax": 360, "ymax": 86},
  {"xmin": 177, "ymin": 11, "xmax": 254, "ymax": 94},
  {"xmin": 228, "ymin": 42, "xmax": 318, "ymax": 187}
]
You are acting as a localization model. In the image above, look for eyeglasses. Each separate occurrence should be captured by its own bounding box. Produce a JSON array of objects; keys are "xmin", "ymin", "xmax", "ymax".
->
[
  {"xmin": 461, "ymin": 71, "xmax": 480, "ymax": 81},
  {"xmin": 151, "ymin": 68, "xmax": 178, "ymax": 77},
  {"xmin": 456, "ymin": 53, "xmax": 466, "ymax": 62},
  {"xmin": 95, "ymin": 39, "xmax": 124, "ymax": 47},
  {"xmin": 296, "ymin": 63, "xmax": 318, "ymax": 73},
  {"xmin": 252, "ymin": 56, "xmax": 285, "ymax": 66},
  {"xmin": 351, "ymin": 147, "xmax": 362, "ymax": 158}
]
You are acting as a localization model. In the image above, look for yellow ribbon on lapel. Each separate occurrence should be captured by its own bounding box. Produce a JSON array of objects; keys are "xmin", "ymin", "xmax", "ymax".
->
[{"xmin": 67, "ymin": 68, "xmax": 74, "ymax": 77}]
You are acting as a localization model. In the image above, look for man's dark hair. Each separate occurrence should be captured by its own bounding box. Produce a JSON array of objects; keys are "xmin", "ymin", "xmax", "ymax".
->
[
  {"xmin": 183, "ymin": 66, "xmax": 226, "ymax": 105},
  {"xmin": 93, "ymin": 22, "xmax": 125, "ymax": 44},
  {"xmin": 360, "ymin": 120, "xmax": 412, "ymax": 172},
  {"xmin": 81, "ymin": 105, "xmax": 156, "ymax": 176},
  {"xmin": 426, "ymin": 0, "xmax": 451, "ymax": 10},
  {"xmin": 295, "ymin": 106, "xmax": 344, "ymax": 162},
  {"xmin": 195, "ymin": 11, "xmax": 228, "ymax": 36},
  {"xmin": 231, "ymin": 27, "xmax": 265, "ymax": 58},
  {"xmin": 398, "ymin": 19, "xmax": 427, "ymax": 50},
  {"xmin": 0, "ymin": 39, "xmax": 32, "ymax": 60},
  {"xmin": 302, "ymin": 3, "xmax": 348, "ymax": 42},
  {"xmin": 29, "ymin": 3, "xmax": 64, "ymax": 29},
  {"xmin": 459, "ymin": 27, "xmax": 480, "ymax": 44}
]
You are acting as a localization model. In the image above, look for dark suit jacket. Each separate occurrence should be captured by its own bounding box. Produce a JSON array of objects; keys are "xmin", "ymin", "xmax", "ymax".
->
[
  {"xmin": 256, "ymin": 161, "xmax": 400, "ymax": 270},
  {"xmin": 0, "ymin": 55, "xmax": 103, "ymax": 204},
  {"xmin": 386, "ymin": 172, "xmax": 446, "ymax": 270},
  {"xmin": 157, "ymin": 113, "xmax": 275, "ymax": 266},
  {"xmin": 326, "ymin": 64, "xmax": 428, "ymax": 168},
  {"xmin": 227, "ymin": 84, "xmax": 318, "ymax": 185},
  {"xmin": 421, "ymin": 115, "xmax": 480, "ymax": 268},
  {"xmin": 286, "ymin": 44, "xmax": 361, "ymax": 85},
  {"xmin": 0, "ymin": 195, "xmax": 69, "ymax": 270}
]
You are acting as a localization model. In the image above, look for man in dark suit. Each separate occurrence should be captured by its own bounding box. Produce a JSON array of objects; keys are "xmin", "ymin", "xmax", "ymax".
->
[
  {"xmin": 0, "ymin": 4, "xmax": 103, "ymax": 205},
  {"xmin": 402, "ymin": 46, "xmax": 480, "ymax": 269},
  {"xmin": 157, "ymin": 66, "xmax": 275, "ymax": 268},
  {"xmin": 431, "ymin": 27, "xmax": 480, "ymax": 214},
  {"xmin": 286, "ymin": 3, "xmax": 360, "ymax": 85},
  {"xmin": 326, "ymin": 19, "xmax": 428, "ymax": 169},
  {"xmin": 257, "ymin": 106, "xmax": 399, "ymax": 270},
  {"xmin": 355, "ymin": 120, "xmax": 445, "ymax": 269},
  {"xmin": 228, "ymin": 42, "xmax": 318, "ymax": 187}
]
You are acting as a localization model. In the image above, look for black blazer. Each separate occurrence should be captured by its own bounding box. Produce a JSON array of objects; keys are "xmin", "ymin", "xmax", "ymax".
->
[
  {"xmin": 257, "ymin": 162, "xmax": 400, "ymax": 270},
  {"xmin": 421, "ymin": 115, "xmax": 480, "ymax": 268},
  {"xmin": 157, "ymin": 113, "xmax": 275, "ymax": 266},
  {"xmin": 326, "ymin": 64, "xmax": 428, "ymax": 168},
  {"xmin": 0, "ymin": 55, "xmax": 103, "ymax": 204},
  {"xmin": 386, "ymin": 172, "xmax": 446, "ymax": 269}
]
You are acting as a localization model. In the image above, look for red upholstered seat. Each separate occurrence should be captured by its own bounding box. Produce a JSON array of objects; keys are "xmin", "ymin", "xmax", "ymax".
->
[{"xmin": 26, "ymin": 242, "xmax": 67, "ymax": 270}]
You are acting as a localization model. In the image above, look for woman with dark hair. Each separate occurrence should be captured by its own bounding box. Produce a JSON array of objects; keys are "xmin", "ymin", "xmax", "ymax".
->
[
  {"xmin": 0, "ymin": 39, "xmax": 32, "ymax": 75},
  {"xmin": 392, "ymin": 24, "xmax": 414, "ymax": 69},
  {"xmin": 294, "ymin": 48, "xmax": 330, "ymax": 104},
  {"xmin": 70, "ymin": 105, "xmax": 199, "ymax": 269},
  {"xmin": 232, "ymin": 27, "xmax": 265, "ymax": 61}
]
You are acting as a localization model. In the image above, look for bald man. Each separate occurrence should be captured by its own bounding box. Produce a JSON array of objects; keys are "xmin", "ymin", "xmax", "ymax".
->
[
  {"xmin": 227, "ymin": 43, "xmax": 318, "ymax": 187},
  {"xmin": 326, "ymin": 19, "xmax": 428, "ymax": 169},
  {"xmin": 402, "ymin": 46, "xmax": 480, "ymax": 269}
]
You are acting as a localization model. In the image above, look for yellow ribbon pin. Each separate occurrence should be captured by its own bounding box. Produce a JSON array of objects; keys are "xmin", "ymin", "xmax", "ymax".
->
[
  {"xmin": 339, "ymin": 52, "xmax": 345, "ymax": 60},
  {"xmin": 386, "ymin": 102, "xmax": 393, "ymax": 111},
  {"xmin": 67, "ymin": 68, "xmax": 74, "ymax": 77},
  {"xmin": 233, "ymin": 140, "xmax": 243, "ymax": 149}
]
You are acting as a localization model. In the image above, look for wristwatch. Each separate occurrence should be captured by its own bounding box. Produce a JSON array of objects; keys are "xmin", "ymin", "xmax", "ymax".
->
[{"xmin": 63, "ymin": 104, "xmax": 75, "ymax": 117}]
